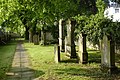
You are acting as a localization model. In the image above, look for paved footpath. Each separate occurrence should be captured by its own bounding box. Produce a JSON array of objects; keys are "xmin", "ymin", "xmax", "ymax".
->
[{"xmin": 6, "ymin": 41, "xmax": 35, "ymax": 80}]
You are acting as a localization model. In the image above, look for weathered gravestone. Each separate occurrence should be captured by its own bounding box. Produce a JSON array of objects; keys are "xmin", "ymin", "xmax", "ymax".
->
[
  {"xmin": 54, "ymin": 44, "xmax": 60, "ymax": 63},
  {"xmin": 78, "ymin": 33, "xmax": 88, "ymax": 64},
  {"xmin": 66, "ymin": 19, "xmax": 77, "ymax": 58},
  {"xmin": 29, "ymin": 30, "xmax": 33, "ymax": 43},
  {"xmin": 101, "ymin": 35, "xmax": 117, "ymax": 74},
  {"xmin": 65, "ymin": 36, "xmax": 68, "ymax": 53},
  {"xmin": 115, "ymin": 41, "xmax": 120, "ymax": 54},
  {"xmin": 59, "ymin": 19, "xmax": 65, "ymax": 52},
  {"xmin": 33, "ymin": 34, "xmax": 39, "ymax": 45}
]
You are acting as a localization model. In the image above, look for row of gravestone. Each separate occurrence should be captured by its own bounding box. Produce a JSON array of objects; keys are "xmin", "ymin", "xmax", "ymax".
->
[
  {"xmin": 31, "ymin": 19, "xmax": 118, "ymax": 74},
  {"xmin": 55, "ymin": 19, "xmax": 118, "ymax": 74},
  {"xmin": 29, "ymin": 30, "xmax": 51, "ymax": 45},
  {"xmin": 0, "ymin": 30, "xmax": 21, "ymax": 44}
]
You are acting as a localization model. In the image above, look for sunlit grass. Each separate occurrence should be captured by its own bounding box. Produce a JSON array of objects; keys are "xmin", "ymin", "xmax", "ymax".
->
[
  {"xmin": 24, "ymin": 42, "xmax": 120, "ymax": 80},
  {"xmin": 0, "ymin": 40, "xmax": 17, "ymax": 79}
]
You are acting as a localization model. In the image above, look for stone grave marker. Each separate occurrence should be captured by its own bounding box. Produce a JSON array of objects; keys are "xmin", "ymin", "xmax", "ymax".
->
[
  {"xmin": 54, "ymin": 44, "xmax": 60, "ymax": 63},
  {"xmin": 78, "ymin": 33, "xmax": 88, "ymax": 64}
]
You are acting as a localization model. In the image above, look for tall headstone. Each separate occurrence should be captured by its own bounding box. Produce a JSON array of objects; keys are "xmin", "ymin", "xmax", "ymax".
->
[
  {"xmin": 59, "ymin": 19, "xmax": 65, "ymax": 52},
  {"xmin": 78, "ymin": 33, "xmax": 88, "ymax": 64},
  {"xmin": 66, "ymin": 19, "xmax": 77, "ymax": 58},
  {"xmin": 101, "ymin": 35, "xmax": 117, "ymax": 74}
]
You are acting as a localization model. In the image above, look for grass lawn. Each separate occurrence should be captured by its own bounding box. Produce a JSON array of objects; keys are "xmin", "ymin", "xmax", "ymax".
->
[
  {"xmin": 24, "ymin": 42, "xmax": 120, "ymax": 80},
  {"xmin": 0, "ymin": 40, "xmax": 17, "ymax": 79}
]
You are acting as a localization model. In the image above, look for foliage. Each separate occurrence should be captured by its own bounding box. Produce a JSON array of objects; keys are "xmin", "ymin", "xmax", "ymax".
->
[
  {"xmin": 0, "ymin": 0, "xmax": 19, "ymax": 25},
  {"xmin": 1, "ymin": 0, "xmax": 120, "ymax": 42},
  {"xmin": 1, "ymin": 14, "xmax": 24, "ymax": 34},
  {"xmin": 74, "ymin": 0, "xmax": 120, "ymax": 44},
  {"xmin": 0, "ymin": 0, "xmax": 98, "ymax": 32},
  {"xmin": 87, "ymin": 0, "xmax": 120, "ymax": 42}
]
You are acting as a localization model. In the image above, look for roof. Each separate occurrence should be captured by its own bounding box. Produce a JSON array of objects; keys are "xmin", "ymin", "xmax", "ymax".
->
[{"xmin": 108, "ymin": 0, "xmax": 120, "ymax": 7}]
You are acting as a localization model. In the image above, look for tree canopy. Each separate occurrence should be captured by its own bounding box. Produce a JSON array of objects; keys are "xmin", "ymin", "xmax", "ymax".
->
[{"xmin": 0, "ymin": 0, "xmax": 120, "ymax": 42}]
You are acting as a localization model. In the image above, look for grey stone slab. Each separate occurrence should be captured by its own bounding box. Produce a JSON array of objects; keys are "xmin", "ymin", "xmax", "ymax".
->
[
  {"xmin": 21, "ymin": 58, "xmax": 29, "ymax": 62},
  {"xmin": 6, "ymin": 73, "xmax": 21, "ymax": 80},
  {"xmin": 20, "ymin": 77, "xmax": 34, "ymax": 80},
  {"xmin": 21, "ymin": 71, "xmax": 34, "ymax": 77},
  {"xmin": 7, "ymin": 78, "xmax": 21, "ymax": 80},
  {"xmin": 21, "ymin": 68, "xmax": 32, "ymax": 72},
  {"xmin": 9, "ymin": 68, "xmax": 21, "ymax": 72}
]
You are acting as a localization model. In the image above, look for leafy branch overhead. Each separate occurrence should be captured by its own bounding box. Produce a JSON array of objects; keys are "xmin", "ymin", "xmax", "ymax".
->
[{"xmin": 0, "ymin": 0, "xmax": 120, "ymax": 41}]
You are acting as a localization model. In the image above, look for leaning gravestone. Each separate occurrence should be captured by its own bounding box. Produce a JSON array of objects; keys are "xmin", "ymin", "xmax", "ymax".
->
[
  {"xmin": 101, "ymin": 35, "xmax": 117, "ymax": 74},
  {"xmin": 54, "ymin": 44, "xmax": 60, "ymax": 63},
  {"xmin": 78, "ymin": 33, "xmax": 88, "ymax": 64},
  {"xmin": 65, "ymin": 37, "xmax": 67, "ymax": 53},
  {"xmin": 33, "ymin": 34, "xmax": 39, "ymax": 45}
]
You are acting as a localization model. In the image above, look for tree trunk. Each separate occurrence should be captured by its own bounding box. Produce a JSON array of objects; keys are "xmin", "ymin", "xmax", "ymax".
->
[
  {"xmin": 41, "ymin": 28, "xmax": 46, "ymax": 45},
  {"xmin": 29, "ymin": 30, "xmax": 33, "ymax": 43},
  {"xmin": 25, "ymin": 26, "xmax": 29, "ymax": 40}
]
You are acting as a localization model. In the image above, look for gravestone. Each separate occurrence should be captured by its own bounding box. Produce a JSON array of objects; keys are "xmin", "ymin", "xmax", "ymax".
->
[
  {"xmin": 33, "ymin": 34, "xmax": 39, "ymax": 45},
  {"xmin": 41, "ymin": 29, "xmax": 46, "ymax": 45},
  {"xmin": 29, "ymin": 30, "xmax": 33, "ymax": 43},
  {"xmin": 78, "ymin": 33, "xmax": 88, "ymax": 64},
  {"xmin": 54, "ymin": 44, "xmax": 60, "ymax": 63},
  {"xmin": 66, "ymin": 19, "xmax": 77, "ymax": 58},
  {"xmin": 115, "ymin": 42, "xmax": 120, "ymax": 54},
  {"xmin": 101, "ymin": 35, "xmax": 117, "ymax": 74},
  {"xmin": 65, "ymin": 37, "xmax": 68, "ymax": 53},
  {"xmin": 59, "ymin": 19, "xmax": 65, "ymax": 52}
]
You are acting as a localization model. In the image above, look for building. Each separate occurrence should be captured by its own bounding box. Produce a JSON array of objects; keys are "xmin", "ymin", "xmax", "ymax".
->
[{"xmin": 104, "ymin": 0, "xmax": 120, "ymax": 22}]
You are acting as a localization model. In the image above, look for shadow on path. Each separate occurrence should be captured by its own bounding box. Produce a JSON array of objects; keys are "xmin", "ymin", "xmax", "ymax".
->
[{"xmin": 6, "ymin": 40, "xmax": 45, "ymax": 80}]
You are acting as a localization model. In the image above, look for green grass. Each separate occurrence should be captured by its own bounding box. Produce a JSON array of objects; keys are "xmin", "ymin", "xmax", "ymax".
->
[
  {"xmin": 0, "ymin": 41, "xmax": 17, "ymax": 79},
  {"xmin": 24, "ymin": 42, "xmax": 120, "ymax": 80}
]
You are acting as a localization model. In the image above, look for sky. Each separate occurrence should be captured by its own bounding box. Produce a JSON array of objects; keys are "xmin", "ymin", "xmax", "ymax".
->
[{"xmin": 104, "ymin": 0, "xmax": 120, "ymax": 22}]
